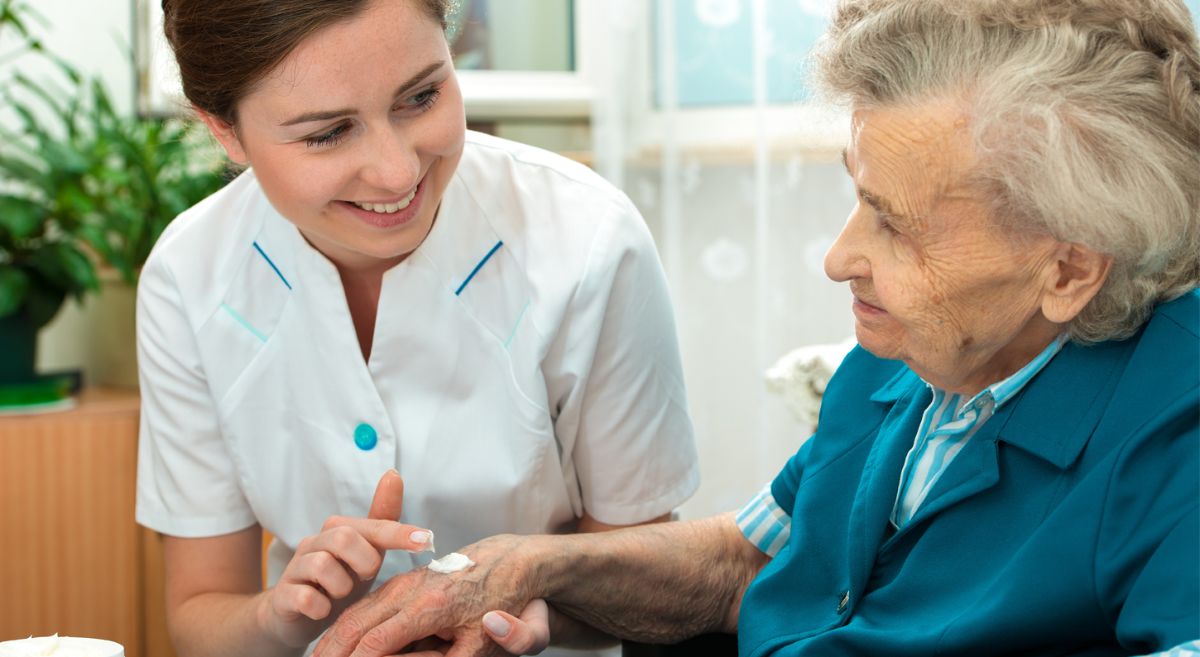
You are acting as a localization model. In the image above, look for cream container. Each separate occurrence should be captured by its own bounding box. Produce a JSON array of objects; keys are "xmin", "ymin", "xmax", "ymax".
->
[{"xmin": 0, "ymin": 635, "xmax": 124, "ymax": 657}]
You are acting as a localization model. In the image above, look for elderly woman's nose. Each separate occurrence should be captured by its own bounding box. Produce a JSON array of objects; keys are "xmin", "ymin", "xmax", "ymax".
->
[
  {"xmin": 361, "ymin": 129, "xmax": 421, "ymax": 192},
  {"xmin": 825, "ymin": 209, "xmax": 869, "ymax": 282}
]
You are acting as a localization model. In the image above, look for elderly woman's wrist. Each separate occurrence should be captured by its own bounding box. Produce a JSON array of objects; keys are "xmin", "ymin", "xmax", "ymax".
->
[{"xmin": 515, "ymin": 533, "xmax": 581, "ymax": 602}]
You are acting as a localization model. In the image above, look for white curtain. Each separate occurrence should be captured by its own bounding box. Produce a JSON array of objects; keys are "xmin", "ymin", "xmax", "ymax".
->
[{"xmin": 589, "ymin": 0, "xmax": 857, "ymax": 519}]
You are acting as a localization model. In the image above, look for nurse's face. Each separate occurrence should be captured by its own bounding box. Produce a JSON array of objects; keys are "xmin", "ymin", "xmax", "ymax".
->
[{"xmin": 201, "ymin": 0, "xmax": 466, "ymax": 272}]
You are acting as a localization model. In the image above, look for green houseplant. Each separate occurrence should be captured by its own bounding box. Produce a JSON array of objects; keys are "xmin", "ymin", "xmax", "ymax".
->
[{"xmin": 0, "ymin": 0, "xmax": 228, "ymax": 388}]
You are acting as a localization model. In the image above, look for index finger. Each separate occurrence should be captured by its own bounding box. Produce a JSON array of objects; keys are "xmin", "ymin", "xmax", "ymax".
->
[
  {"xmin": 368, "ymin": 469, "xmax": 404, "ymax": 521},
  {"xmin": 322, "ymin": 516, "xmax": 431, "ymax": 553}
]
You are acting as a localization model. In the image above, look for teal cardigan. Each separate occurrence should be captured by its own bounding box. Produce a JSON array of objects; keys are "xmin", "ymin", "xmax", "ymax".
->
[{"xmin": 739, "ymin": 290, "xmax": 1199, "ymax": 656}]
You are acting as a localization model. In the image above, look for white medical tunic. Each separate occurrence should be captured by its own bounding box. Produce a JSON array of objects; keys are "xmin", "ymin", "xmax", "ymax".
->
[{"xmin": 135, "ymin": 132, "xmax": 699, "ymax": 657}]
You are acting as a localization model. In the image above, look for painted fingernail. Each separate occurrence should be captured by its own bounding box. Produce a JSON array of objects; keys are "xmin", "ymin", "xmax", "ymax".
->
[{"xmin": 483, "ymin": 612, "xmax": 511, "ymax": 637}]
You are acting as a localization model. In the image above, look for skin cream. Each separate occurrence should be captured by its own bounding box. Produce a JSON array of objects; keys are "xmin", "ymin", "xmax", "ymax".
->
[{"xmin": 427, "ymin": 552, "xmax": 475, "ymax": 574}]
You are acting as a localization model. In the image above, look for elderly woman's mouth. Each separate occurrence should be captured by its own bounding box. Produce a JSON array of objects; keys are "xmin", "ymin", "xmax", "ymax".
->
[{"xmin": 853, "ymin": 297, "xmax": 886, "ymax": 315}]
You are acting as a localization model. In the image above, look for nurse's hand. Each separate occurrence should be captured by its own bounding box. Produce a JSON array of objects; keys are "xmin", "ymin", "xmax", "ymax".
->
[
  {"xmin": 260, "ymin": 469, "xmax": 434, "ymax": 648},
  {"xmin": 481, "ymin": 599, "xmax": 551, "ymax": 655}
]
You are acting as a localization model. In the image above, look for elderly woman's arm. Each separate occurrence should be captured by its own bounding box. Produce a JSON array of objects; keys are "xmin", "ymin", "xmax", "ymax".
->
[
  {"xmin": 1099, "ymin": 397, "xmax": 1199, "ymax": 654},
  {"xmin": 529, "ymin": 513, "xmax": 768, "ymax": 641},
  {"xmin": 312, "ymin": 513, "xmax": 769, "ymax": 657}
]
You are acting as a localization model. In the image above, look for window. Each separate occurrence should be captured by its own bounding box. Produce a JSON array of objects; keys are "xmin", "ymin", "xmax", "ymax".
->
[{"xmin": 638, "ymin": 0, "xmax": 848, "ymax": 152}]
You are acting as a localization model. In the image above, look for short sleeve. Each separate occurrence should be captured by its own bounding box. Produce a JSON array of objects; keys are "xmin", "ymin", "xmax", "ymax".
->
[
  {"xmin": 544, "ymin": 195, "xmax": 699, "ymax": 524},
  {"xmin": 135, "ymin": 254, "xmax": 256, "ymax": 537}
]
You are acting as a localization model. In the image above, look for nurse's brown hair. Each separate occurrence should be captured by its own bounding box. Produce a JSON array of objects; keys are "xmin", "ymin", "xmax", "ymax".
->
[{"xmin": 161, "ymin": 0, "xmax": 452, "ymax": 125}]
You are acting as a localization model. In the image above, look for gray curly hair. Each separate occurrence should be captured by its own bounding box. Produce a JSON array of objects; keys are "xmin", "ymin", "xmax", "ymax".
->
[{"xmin": 814, "ymin": 0, "xmax": 1200, "ymax": 342}]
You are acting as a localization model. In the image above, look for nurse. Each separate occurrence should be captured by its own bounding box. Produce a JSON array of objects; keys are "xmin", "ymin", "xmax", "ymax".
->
[{"xmin": 135, "ymin": 1, "xmax": 699, "ymax": 656}]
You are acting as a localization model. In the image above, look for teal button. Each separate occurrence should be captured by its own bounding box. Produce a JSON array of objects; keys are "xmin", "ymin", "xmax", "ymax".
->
[{"xmin": 354, "ymin": 423, "xmax": 378, "ymax": 451}]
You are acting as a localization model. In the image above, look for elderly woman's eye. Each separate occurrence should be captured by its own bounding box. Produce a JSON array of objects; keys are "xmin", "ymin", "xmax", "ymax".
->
[{"xmin": 878, "ymin": 216, "xmax": 899, "ymax": 234}]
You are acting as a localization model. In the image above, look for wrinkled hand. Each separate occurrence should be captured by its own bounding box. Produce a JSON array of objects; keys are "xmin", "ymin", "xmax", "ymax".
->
[
  {"xmin": 312, "ymin": 533, "xmax": 539, "ymax": 657},
  {"xmin": 261, "ymin": 470, "xmax": 434, "ymax": 648}
]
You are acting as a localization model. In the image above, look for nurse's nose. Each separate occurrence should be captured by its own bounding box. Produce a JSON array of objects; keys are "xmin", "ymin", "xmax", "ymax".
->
[{"xmin": 360, "ymin": 127, "xmax": 421, "ymax": 192}]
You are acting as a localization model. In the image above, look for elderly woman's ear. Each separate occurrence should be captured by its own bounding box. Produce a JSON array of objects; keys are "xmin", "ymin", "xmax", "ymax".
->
[{"xmin": 1040, "ymin": 242, "xmax": 1112, "ymax": 325}]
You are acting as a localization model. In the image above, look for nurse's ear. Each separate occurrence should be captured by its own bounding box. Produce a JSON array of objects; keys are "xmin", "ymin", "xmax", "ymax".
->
[{"xmin": 195, "ymin": 107, "xmax": 250, "ymax": 166}]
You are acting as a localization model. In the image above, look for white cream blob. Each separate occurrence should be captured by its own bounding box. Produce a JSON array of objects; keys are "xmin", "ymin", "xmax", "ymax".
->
[{"xmin": 427, "ymin": 552, "xmax": 475, "ymax": 574}]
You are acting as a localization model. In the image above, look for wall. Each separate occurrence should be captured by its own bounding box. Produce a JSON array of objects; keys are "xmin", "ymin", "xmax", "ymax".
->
[{"xmin": 2, "ymin": 0, "xmax": 133, "ymax": 112}]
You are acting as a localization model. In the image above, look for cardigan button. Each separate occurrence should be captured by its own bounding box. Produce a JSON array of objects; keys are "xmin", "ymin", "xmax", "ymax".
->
[{"xmin": 836, "ymin": 590, "xmax": 850, "ymax": 614}]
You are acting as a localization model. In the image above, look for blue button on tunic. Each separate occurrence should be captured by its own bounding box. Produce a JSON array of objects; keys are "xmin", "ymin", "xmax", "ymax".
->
[{"xmin": 354, "ymin": 423, "xmax": 378, "ymax": 451}]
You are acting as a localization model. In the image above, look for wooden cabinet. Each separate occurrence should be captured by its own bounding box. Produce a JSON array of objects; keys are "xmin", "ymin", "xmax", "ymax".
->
[{"xmin": 0, "ymin": 389, "xmax": 176, "ymax": 657}]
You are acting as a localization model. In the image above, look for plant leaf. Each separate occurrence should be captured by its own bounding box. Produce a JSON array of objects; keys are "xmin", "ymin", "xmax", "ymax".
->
[
  {"xmin": 0, "ymin": 195, "xmax": 43, "ymax": 239},
  {"xmin": 0, "ymin": 265, "xmax": 30, "ymax": 317},
  {"xmin": 27, "ymin": 241, "xmax": 98, "ymax": 297}
]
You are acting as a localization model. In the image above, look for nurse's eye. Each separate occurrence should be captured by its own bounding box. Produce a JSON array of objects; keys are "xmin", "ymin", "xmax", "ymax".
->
[
  {"xmin": 397, "ymin": 87, "xmax": 442, "ymax": 114},
  {"xmin": 306, "ymin": 123, "xmax": 351, "ymax": 149}
]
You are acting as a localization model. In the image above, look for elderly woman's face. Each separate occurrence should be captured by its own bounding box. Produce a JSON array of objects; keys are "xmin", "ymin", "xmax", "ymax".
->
[{"xmin": 825, "ymin": 101, "xmax": 1063, "ymax": 393}]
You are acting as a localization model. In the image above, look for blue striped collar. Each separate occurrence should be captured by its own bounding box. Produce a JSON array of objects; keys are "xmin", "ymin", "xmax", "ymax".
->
[
  {"xmin": 869, "ymin": 335, "xmax": 1068, "ymax": 407},
  {"xmin": 923, "ymin": 333, "xmax": 1069, "ymax": 418}
]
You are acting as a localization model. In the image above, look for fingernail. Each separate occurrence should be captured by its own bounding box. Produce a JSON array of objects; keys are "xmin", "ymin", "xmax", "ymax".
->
[
  {"xmin": 410, "ymin": 530, "xmax": 434, "ymax": 550},
  {"xmin": 483, "ymin": 612, "xmax": 511, "ymax": 637}
]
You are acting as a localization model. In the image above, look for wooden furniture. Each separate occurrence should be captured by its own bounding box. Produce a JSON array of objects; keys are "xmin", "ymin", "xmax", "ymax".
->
[{"xmin": 0, "ymin": 388, "xmax": 176, "ymax": 657}]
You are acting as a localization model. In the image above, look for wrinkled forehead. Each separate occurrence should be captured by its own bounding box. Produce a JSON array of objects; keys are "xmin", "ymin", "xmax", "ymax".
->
[{"xmin": 846, "ymin": 101, "xmax": 979, "ymax": 210}]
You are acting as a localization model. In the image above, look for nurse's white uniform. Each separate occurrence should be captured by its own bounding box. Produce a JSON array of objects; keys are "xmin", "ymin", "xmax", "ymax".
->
[{"xmin": 135, "ymin": 131, "xmax": 699, "ymax": 657}]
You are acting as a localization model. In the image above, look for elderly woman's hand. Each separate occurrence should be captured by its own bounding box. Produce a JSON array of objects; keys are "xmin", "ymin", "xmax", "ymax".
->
[{"xmin": 311, "ymin": 533, "xmax": 542, "ymax": 657}]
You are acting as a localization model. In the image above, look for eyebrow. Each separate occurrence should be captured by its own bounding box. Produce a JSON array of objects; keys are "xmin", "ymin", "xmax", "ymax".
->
[
  {"xmin": 841, "ymin": 147, "xmax": 905, "ymax": 218},
  {"xmin": 278, "ymin": 61, "xmax": 446, "ymax": 127}
]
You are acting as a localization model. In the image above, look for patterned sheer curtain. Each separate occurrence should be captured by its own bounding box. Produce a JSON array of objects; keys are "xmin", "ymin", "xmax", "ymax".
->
[{"xmin": 590, "ymin": 0, "xmax": 857, "ymax": 518}]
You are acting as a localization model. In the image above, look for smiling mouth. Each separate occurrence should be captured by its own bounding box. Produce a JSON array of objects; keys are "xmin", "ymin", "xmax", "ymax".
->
[{"xmin": 351, "ymin": 188, "xmax": 417, "ymax": 214}]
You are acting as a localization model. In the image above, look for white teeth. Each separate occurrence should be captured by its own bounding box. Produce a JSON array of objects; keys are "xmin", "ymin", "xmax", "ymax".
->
[{"xmin": 353, "ymin": 189, "xmax": 416, "ymax": 214}]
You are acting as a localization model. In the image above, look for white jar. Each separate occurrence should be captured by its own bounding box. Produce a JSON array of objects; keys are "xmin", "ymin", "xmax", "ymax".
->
[{"xmin": 0, "ymin": 635, "xmax": 124, "ymax": 657}]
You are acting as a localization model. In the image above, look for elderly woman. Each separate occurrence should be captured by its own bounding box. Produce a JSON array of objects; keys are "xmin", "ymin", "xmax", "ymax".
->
[{"xmin": 313, "ymin": 0, "xmax": 1199, "ymax": 655}]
